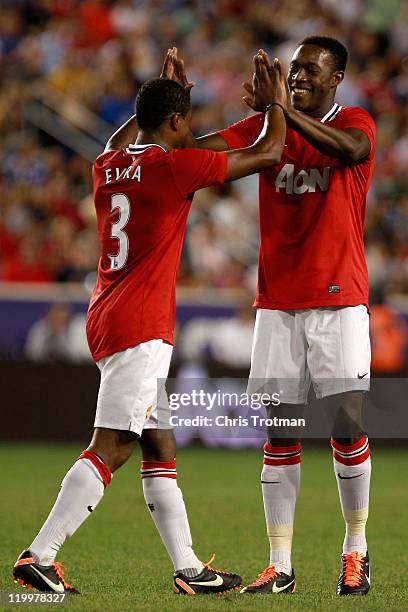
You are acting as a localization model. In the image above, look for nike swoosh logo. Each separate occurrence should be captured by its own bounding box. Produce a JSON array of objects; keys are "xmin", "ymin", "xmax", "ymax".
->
[
  {"xmin": 365, "ymin": 571, "xmax": 370, "ymax": 585},
  {"xmin": 31, "ymin": 567, "xmax": 65, "ymax": 593},
  {"xmin": 189, "ymin": 575, "xmax": 224, "ymax": 587},
  {"xmin": 357, "ymin": 372, "xmax": 368, "ymax": 379},
  {"xmin": 261, "ymin": 481, "xmax": 281, "ymax": 484},
  {"xmin": 272, "ymin": 579, "xmax": 295, "ymax": 593},
  {"xmin": 337, "ymin": 473, "xmax": 363, "ymax": 480}
]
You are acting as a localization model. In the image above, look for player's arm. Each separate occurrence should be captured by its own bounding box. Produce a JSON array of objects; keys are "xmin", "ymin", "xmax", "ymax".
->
[
  {"xmin": 222, "ymin": 52, "xmax": 286, "ymax": 181},
  {"xmin": 284, "ymin": 108, "xmax": 371, "ymax": 162},
  {"xmin": 224, "ymin": 107, "xmax": 284, "ymax": 180},
  {"xmin": 191, "ymin": 132, "xmax": 229, "ymax": 151},
  {"xmin": 104, "ymin": 114, "xmax": 138, "ymax": 152},
  {"xmin": 173, "ymin": 129, "xmax": 228, "ymax": 151}
]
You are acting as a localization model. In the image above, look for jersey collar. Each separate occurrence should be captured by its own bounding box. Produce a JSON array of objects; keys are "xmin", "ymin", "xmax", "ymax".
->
[
  {"xmin": 126, "ymin": 143, "xmax": 167, "ymax": 154},
  {"xmin": 320, "ymin": 103, "xmax": 342, "ymax": 123}
]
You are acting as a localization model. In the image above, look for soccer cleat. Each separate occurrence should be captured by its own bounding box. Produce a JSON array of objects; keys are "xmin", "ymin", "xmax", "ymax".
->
[
  {"xmin": 337, "ymin": 551, "xmax": 370, "ymax": 596},
  {"xmin": 13, "ymin": 550, "xmax": 80, "ymax": 594},
  {"xmin": 240, "ymin": 565, "xmax": 296, "ymax": 594},
  {"xmin": 173, "ymin": 554, "xmax": 242, "ymax": 595}
]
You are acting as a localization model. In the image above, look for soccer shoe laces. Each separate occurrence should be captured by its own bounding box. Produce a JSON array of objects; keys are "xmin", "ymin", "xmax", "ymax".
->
[
  {"xmin": 53, "ymin": 562, "xmax": 73, "ymax": 589},
  {"xmin": 249, "ymin": 565, "xmax": 279, "ymax": 587},
  {"xmin": 203, "ymin": 553, "xmax": 231, "ymax": 575},
  {"xmin": 342, "ymin": 552, "xmax": 365, "ymax": 587}
]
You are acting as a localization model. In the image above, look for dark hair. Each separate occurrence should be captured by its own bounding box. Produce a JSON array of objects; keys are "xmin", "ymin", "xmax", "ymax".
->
[
  {"xmin": 135, "ymin": 78, "xmax": 191, "ymax": 131},
  {"xmin": 300, "ymin": 36, "xmax": 348, "ymax": 71}
]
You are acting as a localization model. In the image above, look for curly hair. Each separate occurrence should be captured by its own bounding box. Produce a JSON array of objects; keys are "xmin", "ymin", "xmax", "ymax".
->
[{"xmin": 136, "ymin": 78, "xmax": 191, "ymax": 130}]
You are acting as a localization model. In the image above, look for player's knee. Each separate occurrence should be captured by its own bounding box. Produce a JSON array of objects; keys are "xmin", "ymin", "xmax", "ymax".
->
[
  {"xmin": 112, "ymin": 443, "xmax": 135, "ymax": 471},
  {"xmin": 328, "ymin": 391, "xmax": 365, "ymax": 440},
  {"xmin": 139, "ymin": 429, "xmax": 176, "ymax": 462},
  {"xmin": 88, "ymin": 429, "xmax": 138, "ymax": 472},
  {"xmin": 87, "ymin": 445, "xmax": 132, "ymax": 473},
  {"xmin": 265, "ymin": 402, "xmax": 305, "ymax": 442}
]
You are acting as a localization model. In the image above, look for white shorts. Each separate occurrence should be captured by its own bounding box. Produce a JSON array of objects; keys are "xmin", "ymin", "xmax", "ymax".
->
[
  {"xmin": 249, "ymin": 306, "xmax": 371, "ymax": 404},
  {"xmin": 94, "ymin": 339, "xmax": 173, "ymax": 436}
]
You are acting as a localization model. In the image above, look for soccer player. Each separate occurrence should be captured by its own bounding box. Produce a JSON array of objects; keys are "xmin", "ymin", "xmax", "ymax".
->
[
  {"xmin": 170, "ymin": 37, "xmax": 375, "ymax": 596},
  {"xmin": 12, "ymin": 51, "xmax": 287, "ymax": 595}
]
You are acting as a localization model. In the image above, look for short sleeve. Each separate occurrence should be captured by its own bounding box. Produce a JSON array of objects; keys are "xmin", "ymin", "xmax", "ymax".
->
[
  {"xmin": 218, "ymin": 113, "xmax": 264, "ymax": 150},
  {"xmin": 170, "ymin": 148, "xmax": 228, "ymax": 195},
  {"xmin": 336, "ymin": 107, "xmax": 376, "ymax": 155}
]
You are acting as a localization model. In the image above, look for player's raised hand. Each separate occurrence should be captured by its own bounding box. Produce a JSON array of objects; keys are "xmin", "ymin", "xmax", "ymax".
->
[
  {"xmin": 242, "ymin": 50, "xmax": 268, "ymax": 111},
  {"xmin": 245, "ymin": 51, "xmax": 286, "ymax": 113},
  {"xmin": 243, "ymin": 51, "xmax": 288, "ymax": 112},
  {"xmin": 160, "ymin": 47, "xmax": 195, "ymax": 93},
  {"xmin": 260, "ymin": 51, "xmax": 289, "ymax": 111},
  {"xmin": 173, "ymin": 49, "xmax": 195, "ymax": 93},
  {"xmin": 271, "ymin": 57, "xmax": 288, "ymax": 111},
  {"xmin": 160, "ymin": 47, "xmax": 175, "ymax": 79}
]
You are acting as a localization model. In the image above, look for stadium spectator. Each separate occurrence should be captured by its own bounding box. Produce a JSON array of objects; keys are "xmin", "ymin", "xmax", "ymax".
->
[
  {"xmin": 179, "ymin": 304, "xmax": 254, "ymax": 369},
  {"xmin": 24, "ymin": 303, "xmax": 73, "ymax": 361},
  {"xmin": 24, "ymin": 303, "xmax": 91, "ymax": 362}
]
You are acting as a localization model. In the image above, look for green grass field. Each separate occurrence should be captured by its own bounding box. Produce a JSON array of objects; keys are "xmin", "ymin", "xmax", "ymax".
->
[{"xmin": 1, "ymin": 443, "xmax": 407, "ymax": 611}]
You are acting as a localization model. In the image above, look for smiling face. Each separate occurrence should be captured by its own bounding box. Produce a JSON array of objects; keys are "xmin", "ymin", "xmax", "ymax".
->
[{"xmin": 288, "ymin": 44, "xmax": 344, "ymax": 117}]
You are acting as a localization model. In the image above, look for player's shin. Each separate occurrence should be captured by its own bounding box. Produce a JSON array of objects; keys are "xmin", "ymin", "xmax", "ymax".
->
[
  {"xmin": 141, "ymin": 460, "xmax": 204, "ymax": 576},
  {"xmin": 261, "ymin": 442, "xmax": 301, "ymax": 574},
  {"xmin": 331, "ymin": 436, "xmax": 371, "ymax": 554},
  {"xmin": 29, "ymin": 451, "xmax": 112, "ymax": 565}
]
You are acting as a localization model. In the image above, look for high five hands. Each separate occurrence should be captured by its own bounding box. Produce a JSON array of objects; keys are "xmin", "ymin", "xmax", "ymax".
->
[
  {"xmin": 160, "ymin": 47, "xmax": 287, "ymax": 114},
  {"xmin": 160, "ymin": 47, "xmax": 195, "ymax": 93},
  {"xmin": 243, "ymin": 50, "xmax": 288, "ymax": 113}
]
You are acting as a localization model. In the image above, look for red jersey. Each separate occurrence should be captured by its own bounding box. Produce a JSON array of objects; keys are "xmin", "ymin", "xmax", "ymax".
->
[
  {"xmin": 219, "ymin": 104, "xmax": 376, "ymax": 310},
  {"xmin": 87, "ymin": 144, "xmax": 227, "ymax": 361}
]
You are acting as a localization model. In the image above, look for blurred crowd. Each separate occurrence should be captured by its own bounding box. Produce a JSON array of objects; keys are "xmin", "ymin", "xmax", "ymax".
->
[
  {"xmin": 21, "ymin": 298, "xmax": 408, "ymax": 374},
  {"xmin": 1, "ymin": 0, "xmax": 408, "ymax": 298}
]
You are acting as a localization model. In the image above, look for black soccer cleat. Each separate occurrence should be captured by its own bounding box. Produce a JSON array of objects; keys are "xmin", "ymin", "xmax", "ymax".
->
[
  {"xmin": 337, "ymin": 551, "xmax": 370, "ymax": 595},
  {"xmin": 13, "ymin": 550, "xmax": 80, "ymax": 594},
  {"xmin": 173, "ymin": 555, "xmax": 241, "ymax": 595},
  {"xmin": 240, "ymin": 565, "xmax": 296, "ymax": 594}
]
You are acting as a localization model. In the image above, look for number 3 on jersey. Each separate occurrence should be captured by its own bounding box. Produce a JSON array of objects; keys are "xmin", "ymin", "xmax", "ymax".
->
[{"xmin": 108, "ymin": 193, "xmax": 130, "ymax": 270}]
